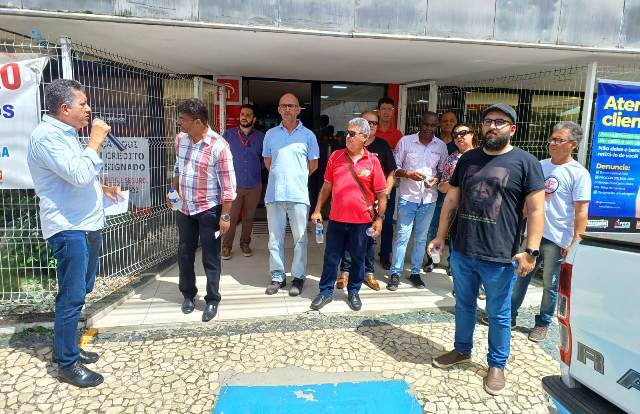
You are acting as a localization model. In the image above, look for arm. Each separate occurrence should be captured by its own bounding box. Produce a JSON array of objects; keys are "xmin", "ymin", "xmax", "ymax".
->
[
  {"xmin": 384, "ymin": 172, "xmax": 395, "ymax": 195},
  {"xmin": 310, "ymin": 181, "xmax": 333, "ymax": 224},
  {"xmin": 562, "ymin": 200, "xmax": 589, "ymax": 257},
  {"xmin": 513, "ymin": 189, "xmax": 545, "ymax": 276},
  {"xmin": 309, "ymin": 159, "xmax": 318, "ymax": 175},
  {"xmin": 216, "ymin": 145, "xmax": 237, "ymax": 235},
  {"xmin": 264, "ymin": 157, "xmax": 272, "ymax": 171},
  {"xmin": 32, "ymin": 137, "xmax": 104, "ymax": 187},
  {"xmin": 428, "ymin": 186, "xmax": 460, "ymax": 254},
  {"xmin": 372, "ymin": 191, "xmax": 388, "ymax": 237}
]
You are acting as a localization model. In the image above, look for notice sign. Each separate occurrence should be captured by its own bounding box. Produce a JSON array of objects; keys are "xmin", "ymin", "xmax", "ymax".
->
[
  {"xmin": 0, "ymin": 57, "xmax": 48, "ymax": 188},
  {"xmin": 588, "ymin": 79, "xmax": 640, "ymax": 232},
  {"xmin": 101, "ymin": 137, "xmax": 151, "ymax": 208}
]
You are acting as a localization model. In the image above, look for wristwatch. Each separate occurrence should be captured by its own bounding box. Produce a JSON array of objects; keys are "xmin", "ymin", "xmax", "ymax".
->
[
  {"xmin": 377, "ymin": 213, "xmax": 386, "ymax": 221},
  {"xmin": 525, "ymin": 248, "xmax": 540, "ymax": 258},
  {"xmin": 221, "ymin": 214, "xmax": 231, "ymax": 222}
]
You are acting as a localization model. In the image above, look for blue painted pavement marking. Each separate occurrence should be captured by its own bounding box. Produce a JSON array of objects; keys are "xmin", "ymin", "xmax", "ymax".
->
[{"xmin": 213, "ymin": 379, "xmax": 422, "ymax": 414}]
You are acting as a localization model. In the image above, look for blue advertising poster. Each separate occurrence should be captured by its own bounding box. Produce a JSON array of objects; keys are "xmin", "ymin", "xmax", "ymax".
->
[{"xmin": 588, "ymin": 80, "xmax": 640, "ymax": 232}]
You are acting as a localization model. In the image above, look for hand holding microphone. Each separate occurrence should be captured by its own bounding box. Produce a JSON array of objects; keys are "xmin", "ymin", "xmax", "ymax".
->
[{"xmin": 89, "ymin": 117, "xmax": 127, "ymax": 152}]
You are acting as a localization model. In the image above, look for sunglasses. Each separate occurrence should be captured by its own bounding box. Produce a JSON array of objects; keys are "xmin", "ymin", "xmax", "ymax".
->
[
  {"xmin": 368, "ymin": 121, "xmax": 379, "ymax": 126},
  {"xmin": 346, "ymin": 130, "xmax": 362, "ymax": 138},
  {"xmin": 452, "ymin": 130, "xmax": 472, "ymax": 139}
]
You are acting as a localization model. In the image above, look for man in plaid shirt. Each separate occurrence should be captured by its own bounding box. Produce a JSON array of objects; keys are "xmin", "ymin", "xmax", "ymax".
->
[{"xmin": 169, "ymin": 99, "xmax": 236, "ymax": 322}]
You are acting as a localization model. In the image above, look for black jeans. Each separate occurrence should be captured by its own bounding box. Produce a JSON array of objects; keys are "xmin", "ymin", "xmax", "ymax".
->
[{"xmin": 177, "ymin": 206, "xmax": 222, "ymax": 304}]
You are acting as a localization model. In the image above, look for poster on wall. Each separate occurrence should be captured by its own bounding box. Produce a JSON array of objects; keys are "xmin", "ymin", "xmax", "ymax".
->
[
  {"xmin": 215, "ymin": 76, "xmax": 242, "ymax": 132},
  {"xmin": 0, "ymin": 57, "xmax": 48, "ymax": 189},
  {"xmin": 101, "ymin": 137, "xmax": 151, "ymax": 208},
  {"xmin": 587, "ymin": 79, "xmax": 640, "ymax": 232}
]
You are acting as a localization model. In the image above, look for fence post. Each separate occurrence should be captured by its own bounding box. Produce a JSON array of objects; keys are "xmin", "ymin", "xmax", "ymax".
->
[
  {"xmin": 428, "ymin": 81, "xmax": 438, "ymax": 113},
  {"xmin": 59, "ymin": 36, "xmax": 73, "ymax": 80},
  {"xmin": 193, "ymin": 77, "xmax": 203, "ymax": 99},
  {"xmin": 218, "ymin": 85, "xmax": 226, "ymax": 135},
  {"xmin": 578, "ymin": 61, "xmax": 598, "ymax": 167},
  {"xmin": 398, "ymin": 84, "xmax": 408, "ymax": 134}
]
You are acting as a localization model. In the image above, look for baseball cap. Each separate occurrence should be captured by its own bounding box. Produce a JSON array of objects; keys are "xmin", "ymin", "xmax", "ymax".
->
[{"xmin": 482, "ymin": 103, "xmax": 517, "ymax": 123}]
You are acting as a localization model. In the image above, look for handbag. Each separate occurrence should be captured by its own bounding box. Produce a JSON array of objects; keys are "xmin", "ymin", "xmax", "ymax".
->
[{"xmin": 346, "ymin": 154, "xmax": 377, "ymax": 222}]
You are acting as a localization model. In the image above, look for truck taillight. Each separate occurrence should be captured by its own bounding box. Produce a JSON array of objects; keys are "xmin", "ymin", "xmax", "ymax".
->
[{"xmin": 558, "ymin": 263, "xmax": 573, "ymax": 365}]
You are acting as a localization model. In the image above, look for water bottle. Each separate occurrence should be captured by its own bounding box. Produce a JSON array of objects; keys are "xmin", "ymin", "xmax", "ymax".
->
[
  {"xmin": 366, "ymin": 226, "xmax": 375, "ymax": 237},
  {"xmin": 167, "ymin": 187, "xmax": 180, "ymax": 211},
  {"xmin": 431, "ymin": 246, "xmax": 441, "ymax": 264},
  {"xmin": 315, "ymin": 219, "xmax": 324, "ymax": 244}
]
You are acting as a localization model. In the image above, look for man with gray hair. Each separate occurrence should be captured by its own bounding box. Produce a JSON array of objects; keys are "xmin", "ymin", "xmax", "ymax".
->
[
  {"xmin": 310, "ymin": 118, "xmax": 388, "ymax": 311},
  {"xmin": 507, "ymin": 121, "xmax": 591, "ymax": 342},
  {"xmin": 28, "ymin": 79, "xmax": 121, "ymax": 387}
]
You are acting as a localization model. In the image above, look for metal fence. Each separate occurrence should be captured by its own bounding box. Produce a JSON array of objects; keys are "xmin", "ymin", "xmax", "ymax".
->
[{"xmin": 0, "ymin": 29, "xmax": 227, "ymax": 304}]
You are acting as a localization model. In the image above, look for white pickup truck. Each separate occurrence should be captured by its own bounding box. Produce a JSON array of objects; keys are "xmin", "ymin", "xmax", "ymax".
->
[{"xmin": 542, "ymin": 232, "xmax": 640, "ymax": 414}]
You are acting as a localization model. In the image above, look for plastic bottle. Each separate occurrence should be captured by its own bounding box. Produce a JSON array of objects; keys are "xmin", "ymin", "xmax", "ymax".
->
[
  {"xmin": 366, "ymin": 226, "xmax": 375, "ymax": 237},
  {"xmin": 315, "ymin": 219, "xmax": 324, "ymax": 244},
  {"xmin": 167, "ymin": 187, "xmax": 180, "ymax": 211},
  {"xmin": 431, "ymin": 246, "xmax": 441, "ymax": 264}
]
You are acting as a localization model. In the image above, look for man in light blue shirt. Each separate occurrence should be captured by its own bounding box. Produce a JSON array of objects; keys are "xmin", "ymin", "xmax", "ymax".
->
[
  {"xmin": 263, "ymin": 93, "xmax": 319, "ymax": 296},
  {"xmin": 27, "ymin": 79, "xmax": 120, "ymax": 388}
]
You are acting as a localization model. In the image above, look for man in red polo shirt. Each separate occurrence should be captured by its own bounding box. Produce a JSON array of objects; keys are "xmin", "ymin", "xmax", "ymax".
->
[
  {"xmin": 309, "ymin": 118, "xmax": 387, "ymax": 311},
  {"xmin": 376, "ymin": 97, "xmax": 403, "ymax": 149}
]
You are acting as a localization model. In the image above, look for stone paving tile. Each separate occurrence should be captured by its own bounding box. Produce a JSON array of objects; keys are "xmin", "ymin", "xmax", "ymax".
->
[{"xmin": 0, "ymin": 307, "xmax": 558, "ymax": 413}]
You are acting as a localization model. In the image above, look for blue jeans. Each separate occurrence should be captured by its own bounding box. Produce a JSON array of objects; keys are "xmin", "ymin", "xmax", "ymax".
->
[
  {"xmin": 48, "ymin": 230, "xmax": 102, "ymax": 368},
  {"xmin": 318, "ymin": 221, "xmax": 369, "ymax": 296},
  {"xmin": 266, "ymin": 202, "xmax": 309, "ymax": 282},
  {"xmin": 340, "ymin": 235, "xmax": 375, "ymax": 274},
  {"xmin": 427, "ymin": 191, "xmax": 446, "ymax": 242},
  {"xmin": 379, "ymin": 187, "xmax": 396, "ymax": 260},
  {"xmin": 511, "ymin": 237, "xmax": 562, "ymax": 327},
  {"xmin": 450, "ymin": 249, "xmax": 517, "ymax": 368},
  {"xmin": 390, "ymin": 199, "xmax": 436, "ymax": 275}
]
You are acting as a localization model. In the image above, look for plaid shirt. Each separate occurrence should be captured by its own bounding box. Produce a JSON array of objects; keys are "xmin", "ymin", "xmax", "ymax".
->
[{"xmin": 173, "ymin": 128, "xmax": 236, "ymax": 215}]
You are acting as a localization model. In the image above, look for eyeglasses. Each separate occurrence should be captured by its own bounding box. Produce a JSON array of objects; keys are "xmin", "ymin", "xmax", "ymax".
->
[
  {"xmin": 278, "ymin": 103, "xmax": 299, "ymax": 109},
  {"xmin": 548, "ymin": 137, "xmax": 570, "ymax": 144},
  {"xmin": 482, "ymin": 118, "xmax": 512, "ymax": 128},
  {"xmin": 367, "ymin": 121, "xmax": 379, "ymax": 126},
  {"xmin": 346, "ymin": 130, "xmax": 362, "ymax": 138},
  {"xmin": 452, "ymin": 129, "xmax": 471, "ymax": 139}
]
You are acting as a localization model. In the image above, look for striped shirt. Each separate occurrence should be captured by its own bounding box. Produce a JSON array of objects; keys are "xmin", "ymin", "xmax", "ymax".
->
[{"xmin": 172, "ymin": 128, "xmax": 236, "ymax": 215}]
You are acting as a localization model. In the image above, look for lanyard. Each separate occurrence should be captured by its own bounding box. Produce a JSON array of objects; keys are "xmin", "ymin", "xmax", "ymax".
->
[{"xmin": 236, "ymin": 128, "xmax": 254, "ymax": 147}]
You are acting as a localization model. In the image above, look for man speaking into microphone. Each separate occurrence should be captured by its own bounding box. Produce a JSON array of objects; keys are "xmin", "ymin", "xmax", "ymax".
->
[{"xmin": 27, "ymin": 79, "xmax": 121, "ymax": 388}]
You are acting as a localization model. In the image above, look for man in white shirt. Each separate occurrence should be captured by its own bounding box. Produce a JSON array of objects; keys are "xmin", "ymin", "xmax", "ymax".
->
[
  {"xmin": 387, "ymin": 111, "xmax": 447, "ymax": 290},
  {"xmin": 510, "ymin": 121, "xmax": 591, "ymax": 342}
]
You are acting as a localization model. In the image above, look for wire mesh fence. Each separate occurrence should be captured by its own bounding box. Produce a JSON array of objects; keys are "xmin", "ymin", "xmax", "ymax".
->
[{"xmin": 0, "ymin": 29, "xmax": 227, "ymax": 305}]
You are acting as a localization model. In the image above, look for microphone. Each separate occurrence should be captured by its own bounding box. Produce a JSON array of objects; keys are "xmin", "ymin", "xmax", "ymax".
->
[{"xmin": 93, "ymin": 117, "xmax": 126, "ymax": 152}]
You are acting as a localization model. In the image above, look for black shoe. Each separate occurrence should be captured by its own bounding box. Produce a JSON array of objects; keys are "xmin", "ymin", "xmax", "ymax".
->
[
  {"xmin": 387, "ymin": 273, "xmax": 400, "ymax": 291},
  {"xmin": 53, "ymin": 348, "xmax": 99, "ymax": 365},
  {"xmin": 347, "ymin": 292, "xmax": 362, "ymax": 311},
  {"xmin": 380, "ymin": 256, "xmax": 391, "ymax": 270},
  {"xmin": 289, "ymin": 278, "xmax": 304, "ymax": 297},
  {"xmin": 310, "ymin": 294, "xmax": 332, "ymax": 310},
  {"xmin": 265, "ymin": 280, "xmax": 286, "ymax": 295},
  {"xmin": 58, "ymin": 361, "xmax": 104, "ymax": 388},
  {"xmin": 202, "ymin": 302, "xmax": 218, "ymax": 322},
  {"xmin": 408, "ymin": 274, "xmax": 426, "ymax": 289},
  {"xmin": 181, "ymin": 297, "xmax": 195, "ymax": 314}
]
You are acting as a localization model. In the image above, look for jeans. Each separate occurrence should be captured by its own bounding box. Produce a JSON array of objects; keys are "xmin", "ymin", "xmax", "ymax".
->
[
  {"xmin": 427, "ymin": 191, "xmax": 446, "ymax": 242},
  {"xmin": 450, "ymin": 249, "xmax": 517, "ymax": 368},
  {"xmin": 390, "ymin": 199, "xmax": 436, "ymax": 275},
  {"xmin": 48, "ymin": 230, "xmax": 102, "ymax": 368},
  {"xmin": 379, "ymin": 187, "xmax": 396, "ymax": 260},
  {"xmin": 318, "ymin": 221, "xmax": 369, "ymax": 296},
  {"xmin": 511, "ymin": 237, "xmax": 562, "ymax": 327},
  {"xmin": 266, "ymin": 202, "xmax": 309, "ymax": 282},
  {"xmin": 341, "ymin": 235, "xmax": 375, "ymax": 275},
  {"xmin": 177, "ymin": 206, "xmax": 222, "ymax": 304}
]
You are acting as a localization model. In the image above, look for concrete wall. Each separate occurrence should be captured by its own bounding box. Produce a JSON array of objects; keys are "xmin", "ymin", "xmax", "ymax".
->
[{"xmin": 1, "ymin": 0, "xmax": 638, "ymax": 50}]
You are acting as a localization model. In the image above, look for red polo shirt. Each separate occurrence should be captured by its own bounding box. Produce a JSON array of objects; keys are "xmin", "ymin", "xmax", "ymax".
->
[
  {"xmin": 324, "ymin": 149, "xmax": 387, "ymax": 224},
  {"xmin": 376, "ymin": 127, "xmax": 403, "ymax": 149}
]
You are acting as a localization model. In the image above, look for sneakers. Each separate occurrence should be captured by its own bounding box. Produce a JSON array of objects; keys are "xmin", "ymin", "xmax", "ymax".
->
[
  {"xmin": 240, "ymin": 244, "xmax": 252, "ymax": 257},
  {"xmin": 387, "ymin": 273, "xmax": 400, "ymax": 291},
  {"xmin": 528, "ymin": 326, "xmax": 548, "ymax": 342},
  {"xmin": 480, "ymin": 316, "xmax": 516, "ymax": 328},
  {"xmin": 289, "ymin": 278, "xmax": 304, "ymax": 297},
  {"xmin": 432, "ymin": 350, "xmax": 471, "ymax": 369},
  {"xmin": 221, "ymin": 246, "xmax": 231, "ymax": 260},
  {"xmin": 335, "ymin": 272, "xmax": 348, "ymax": 289},
  {"xmin": 408, "ymin": 273, "xmax": 426, "ymax": 289},
  {"xmin": 484, "ymin": 367, "xmax": 506, "ymax": 395},
  {"xmin": 265, "ymin": 279, "xmax": 286, "ymax": 295},
  {"xmin": 363, "ymin": 273, "xmax": 380, "ymax": 291}
]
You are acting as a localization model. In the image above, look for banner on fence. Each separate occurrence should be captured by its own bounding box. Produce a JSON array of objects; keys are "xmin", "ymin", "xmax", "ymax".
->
[
  {"xmin": 101, "ymin": 137, "xmax": 151, "ymax": 208},
  {"xmin": 0, "ymin": 57, "xmax": 48, "ymax": 189},
  {"xmin": 588, "ymin": 79, "xmax": 640, "ymax": 232}
]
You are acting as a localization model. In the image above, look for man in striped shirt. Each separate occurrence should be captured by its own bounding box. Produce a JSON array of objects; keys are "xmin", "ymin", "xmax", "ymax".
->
[{"xmin": 169, "ymin": 99, "xmax": 237, "ymax": 322}]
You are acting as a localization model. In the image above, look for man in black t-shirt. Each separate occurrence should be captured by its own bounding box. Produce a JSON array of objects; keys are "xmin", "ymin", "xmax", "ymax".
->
[
  {"xmin": 337, "ymin": 111, "xmax": 397, "ymax": 291},
  {"xmin": 428, "ymin": 104, "xmax": 545, "ymax": 396}
]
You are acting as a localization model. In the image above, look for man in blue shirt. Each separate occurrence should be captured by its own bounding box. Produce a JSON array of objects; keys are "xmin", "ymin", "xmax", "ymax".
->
[
  {"xmin": 263, "ymin": 93, "xmax": 320, "ymax": 297},
  {"xmin": 27, "ymin": 79, "xmax": 121, "ymax": 388},
  {"xmin": 222, "ymin": 104, "xmax": 264, "ymax": 259}
]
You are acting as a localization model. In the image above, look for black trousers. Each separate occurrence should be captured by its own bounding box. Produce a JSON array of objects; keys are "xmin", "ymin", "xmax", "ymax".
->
[{"xmin": 177, "ymin": 206, "xmax": 222, "ymax": 304}]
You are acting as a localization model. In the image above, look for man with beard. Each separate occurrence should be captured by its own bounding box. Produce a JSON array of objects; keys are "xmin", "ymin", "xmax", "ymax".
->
[
  {"xmin": 222, "ymin": 104, "xmax": 265, "ymax": 259},
  {"xmin": 428, "ymin": 103, "xmax": 545, "ymax": 396},
  {"xmin": 310, "ymin": 118, "xmax": 387, "ymax": 311}
]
